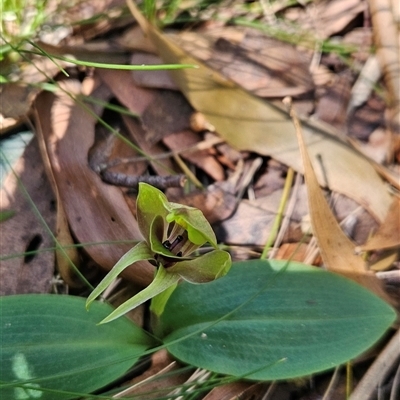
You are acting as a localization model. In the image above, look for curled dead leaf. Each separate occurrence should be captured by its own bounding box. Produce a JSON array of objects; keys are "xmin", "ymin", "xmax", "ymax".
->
[
  {"xmin": 0, "ymin": 139, "xmax": 55, "ymax": 295},
  {"xmin": 290, "ymin": 102, "xmax": 393, "ymax": 302},
  {"xmin": 33, "ymin": 78, "xmax": 154, "ymax": 287}
]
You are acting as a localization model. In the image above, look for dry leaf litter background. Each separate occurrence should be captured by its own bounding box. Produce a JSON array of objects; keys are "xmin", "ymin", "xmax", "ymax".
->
[{"xmin": 1, "ymin": 0, "xmax": 399, "ymax": 399}]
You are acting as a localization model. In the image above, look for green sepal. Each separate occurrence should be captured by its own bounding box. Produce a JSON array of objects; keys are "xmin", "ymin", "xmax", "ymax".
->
[
  {"xmin": 164, "ymin": 203, "xmax": 217, "ymax": 247},
  {"xmin": 148, "ymin": 214, "xmax": 170, "ymax": 255},
  {"xmin": 86, "ymin": 241, "xmax": 155, "ymax": 310},
  {"xmin": 136, "ymin": 183, "xmax": 169, "ymax": 243},
  {"xmin": 137, "ymin": 182, "xmax": 217, "ymax": 248},
  {"xmin": 99, "ymin": 265, "xmax": 180, "ymax": 324},
  {"xmin": 150, "ymin": 281, "xmax": 179, "ymax": 318},
  {"xmin": 168, "ymin": 250, "xmax": 232, "ymax": 283}
]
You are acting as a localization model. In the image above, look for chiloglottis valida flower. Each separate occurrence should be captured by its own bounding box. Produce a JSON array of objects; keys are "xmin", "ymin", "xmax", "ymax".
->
[{"xmin": 86, "ymin": 183, "xmax": 232, "ymax": 323}]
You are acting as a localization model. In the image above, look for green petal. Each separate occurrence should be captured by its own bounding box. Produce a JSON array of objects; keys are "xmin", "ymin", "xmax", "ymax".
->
[
  {"xmin": 150, "ymin": 281, "xmax": 179, "ymax": 318},
  {"xmin": 99, "ymin": 265, "xmax": 180, "ymax": 324},
  {"xmin": 164, "ymin": 204, "xmax": 217, "ymax": 247},
  {"xmin": 168, "ymin": 250, "xmax": 232, "ymax": 283},
  {"xmin": 137, "ymin": 183, "xmax": 169, "ymax": 243},
  {"xmin": 149, "ymin": 215, "xmax": 170, "ymax": 255},
  {"xmin": 86, "ymin": 241, "xmax": 155, "ymax": 310}
]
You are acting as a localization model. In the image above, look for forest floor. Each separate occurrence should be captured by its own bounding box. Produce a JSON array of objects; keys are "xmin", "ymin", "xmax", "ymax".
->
[{"xmin": 1, "ymin": 0, "xmax": 399, "ymax": 399}]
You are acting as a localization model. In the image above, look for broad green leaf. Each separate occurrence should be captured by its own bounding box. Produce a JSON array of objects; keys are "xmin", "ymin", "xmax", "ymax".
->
[
  {"xmin": 86, "ymin": 241, "xmax": 155, "ymax": 309},
  {"xmin": 99, "ymin": 265, "xmax": 180, "ymax": 324},
  {"xmin": 159, "ymin": 260, "xmax": 396, "ymax": 381},
  {"xmin": 126, "ymin": 0, "xmax": 391, "ymax": 222},
  {"xmin": 0, "ymin": 295, "xmax": 155, "ymax": 400},
  {"xmin": 150, "ymin": 281, "xmax": 179, "ymax": 318}
]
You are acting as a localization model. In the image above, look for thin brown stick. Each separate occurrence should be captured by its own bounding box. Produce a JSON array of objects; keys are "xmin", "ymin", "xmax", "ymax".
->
[
  {"xmin": 101, "ymin": 171, "xmax": 187, "ymax": 189},
  {"xmin": 350, "ymin": 329, "xmax": 400, "ymax": 400}
]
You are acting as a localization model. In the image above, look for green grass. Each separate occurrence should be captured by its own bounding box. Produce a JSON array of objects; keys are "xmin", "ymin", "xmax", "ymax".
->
[{"xmin": 1, "ymin": 0, "xmax": 49, "ymax": 58}]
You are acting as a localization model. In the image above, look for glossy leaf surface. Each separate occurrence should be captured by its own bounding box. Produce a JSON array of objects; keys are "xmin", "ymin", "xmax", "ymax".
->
[
  {"xmin": 0, "ymin": 295, "xmax": 155, "ymax": 399},
  {"xmin": 159, "ymin": 260, "xmax": 395, "ymax": 380}
]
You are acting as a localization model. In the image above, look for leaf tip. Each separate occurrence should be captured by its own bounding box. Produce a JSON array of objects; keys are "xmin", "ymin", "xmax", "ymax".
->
[
  {"xmin": 98, "ymin": 316, "xmax": 112, "ymax": 325},
  {"xmin": 85, "ymin": 297, "xmax": 94, "ymax": 310}
]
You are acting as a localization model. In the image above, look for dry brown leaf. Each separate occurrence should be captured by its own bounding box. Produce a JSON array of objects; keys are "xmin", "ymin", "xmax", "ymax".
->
[
  {"xmin": 126, "ymin": 0, "xmax": 392, "ymax": 223},
  {"xmin": 312, "ymin": 64, "xmax": 335, "ymax": 87},
  {"xmin": 285, "ymin": 0, "xmax": 366, "ymax": 39},
  {"xmin": 291, "ymin": 103, "xmax": 391, "ymax": 300},
  {"xmin": 58, "ymin": 0, "xmax": 128, "ymax": 42},
  {"xmin": 350, "ymin": 328, "xmax": 400, "ymax": 400},
  {"xmin": 253, "ymin": 159, "xmax": 287, "ymax": 197},
  {"xmin": 88, "ymin": 121, "xmax": 149, "ymax": 223},
  {"xmin": 359, "ymin": 196, "xmax": 400, "ymax": 252},
  {"xmin": 33, "ymin": 79, "xmax": 154, "ymax": 287},
  {"xmin": 19, "ymin": 56, "xmax": 68, "ymax": 85},
  {"xmin": 370, "ymin": 0, "xmax": 400, "ymax": 136},
  {"xmin": 275, "ymin": 243, "xmax": 323, "ymax": 264},
  {"xmin": 0, "ymin": 55, "xmax": 68, "ymax": 123},
  {"xmin": 315, "ymin": 71, "xmax": 352, "ymax": 131},
  {"xmin": 0, "ymin": 138, "xmax": 56, "ymax": 295},
  {"xmin": 0, "ymin": 83, "xmax": 39, "ymax": 119},
  {"xmin": 34, "ymin": 104, "xmax": 81, "ymax": 287},
  {"xmin": 163, "ymin": 129, "xmax": 225, "ymax": 181},
  {"xmin": 36, "ymin": 41, "xmax": 129, "ymax": 65},
  {"xmin": 115, "ymin": 350, "xmax": 190, "ymax": 399},
  {"xmin": 0, "ymin": 115, "xmax": 22, "ymax": 134},
  {"xmin": 121, "ymin": 115, "xmax": 178, "ymax": 177},
  {"xmin": 131, "ymin": 53, "xmax": 179, "ymax": 89},
  {"xmin": 96, "ymin": 68, "xmax": 155, "ymax": 115},
  {"xmin": 356, "ymin": 128, "xmax": 392, "ymax": 164},
  {"xmin": 331, "ymin": 193, "xmax": 378, "ymax": 245},
  {"xmin": 348, "ymin": 93, "xmax": 386, "ymax": 141},
  {"xmin": 368, "ymin": 158, "xmax": 400, "ymax": 191},
  {"xmin": 96, "ymin": 69, "xmax": 180, "ymax": 190},
  {"xmin": 89, "ymin": 124, "xmax": 148, "ymax": 179},
  {"xmin": 141, "ymin": 90, "xmax": 193, "ymax": 143},
  {"xmin": 369, "ymin": 249, "xmax": 398, "ymax": 272},
  {"xmin": 316, "ymin": 0, "xmax": 366, "ymax": 37},
  {"xmin": 174, "ymin": 28, "xmax": 314, "ymax": 98},
  {"xmin": 214, "ymin": 190, "xmax": 300, "ymax": 246},
  {"xmin": 343, "ymin": 27, "xmax": 374, "ymax": 63},
  {"xmin": 117, "ymin": 24, "xmax": 158, "ymax": 53},
  {"xmin": 203, "ymin": 381, "xmax": 266, "ymax": 400},
  {"xmin": 169, "ymin": 181, "xmax": 237, "ymax": 224},
  {"xmin": 393, "ymin": 133, "xmax": 400, "ymax": 165}
]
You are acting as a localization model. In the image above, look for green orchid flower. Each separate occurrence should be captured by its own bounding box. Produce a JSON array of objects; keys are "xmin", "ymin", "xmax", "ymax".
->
[{"xmin": 86, "ymin": 183, "xmax": 231, "ymax": 324}]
